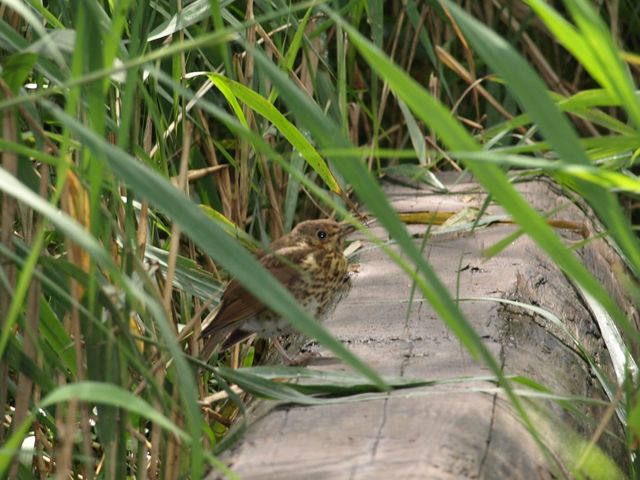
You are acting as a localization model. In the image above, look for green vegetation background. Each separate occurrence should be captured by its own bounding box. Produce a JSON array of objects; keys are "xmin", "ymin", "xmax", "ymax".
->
[{"xmin": 1, "ymin": 0, "xmax": 640, "ymax": 478}]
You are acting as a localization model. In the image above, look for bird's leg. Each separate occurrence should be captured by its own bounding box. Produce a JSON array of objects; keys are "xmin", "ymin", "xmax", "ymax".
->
[{"xmin": 271, "ymin": 337, "xmax": 314, "ymax": 366}]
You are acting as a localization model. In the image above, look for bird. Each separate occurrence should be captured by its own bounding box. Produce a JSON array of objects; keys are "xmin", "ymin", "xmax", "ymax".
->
[{"xmin": 200, "ymin": 218, "xmax": 356, "ymax": 362}]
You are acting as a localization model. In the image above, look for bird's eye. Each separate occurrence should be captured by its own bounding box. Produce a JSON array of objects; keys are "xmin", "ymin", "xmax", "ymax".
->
[{"xmin": 317, "ymin": 230, "xmax": 327, "ymax": 240}]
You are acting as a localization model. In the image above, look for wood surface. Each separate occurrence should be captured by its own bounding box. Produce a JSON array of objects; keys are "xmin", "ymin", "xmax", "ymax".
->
[{"xmin": 207, "ymin": 174, "xmax": 629, "ymax": 479}]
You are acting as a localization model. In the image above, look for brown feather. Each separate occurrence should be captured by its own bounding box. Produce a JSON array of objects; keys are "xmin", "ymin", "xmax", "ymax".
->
[{"xmin": 201, "ymin": 244, "xmax": 313, "ymax": 336}]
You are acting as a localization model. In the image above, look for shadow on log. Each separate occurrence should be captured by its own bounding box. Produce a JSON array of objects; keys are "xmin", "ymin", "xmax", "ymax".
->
[{"xmin": 207, "ymin": 174, "xmax": 631, "ymax": 479}]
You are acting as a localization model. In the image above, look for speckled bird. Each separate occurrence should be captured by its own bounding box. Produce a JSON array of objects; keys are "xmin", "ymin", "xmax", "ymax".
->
[{"xmin": 200, "ymin": 219, "xmax": 355, "ymax": 361}]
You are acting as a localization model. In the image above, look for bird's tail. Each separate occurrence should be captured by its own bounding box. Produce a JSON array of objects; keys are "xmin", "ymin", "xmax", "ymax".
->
[
  {"xmin": 198, "ymin": 301, "xmax": 255, "ymax": 360},
  {"xmin": 200, "ymin": 330, "xmax": 228, "ymax": 361},
  {"xmin": 199, "ymin": 303, "xmax": 227, "ymax": 361},
  {"xmin": 200, "ymin": 326, "xmax": 253, "ymax": 361}
]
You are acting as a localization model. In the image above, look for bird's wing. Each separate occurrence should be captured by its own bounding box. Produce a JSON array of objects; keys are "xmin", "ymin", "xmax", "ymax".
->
[{"xmin": 201, "ymin": 248, "xmax": 309, "ymax": 337}]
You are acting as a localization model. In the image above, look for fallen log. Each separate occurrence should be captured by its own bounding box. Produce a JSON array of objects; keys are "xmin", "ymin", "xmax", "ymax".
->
[{"xmin": 208, "ymin": 174, "xmax": 631, "ymax": 479}]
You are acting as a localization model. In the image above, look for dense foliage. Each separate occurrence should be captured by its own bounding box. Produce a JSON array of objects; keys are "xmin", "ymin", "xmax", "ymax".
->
[{"xmin": 1, "ymin": 0, "xmax": 640, "ymax": 477}]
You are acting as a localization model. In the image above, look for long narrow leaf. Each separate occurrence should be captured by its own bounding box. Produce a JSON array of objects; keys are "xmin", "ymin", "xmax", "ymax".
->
[{"xmin": 42, "ymin": 100, "xmax": 387, "ymax": 390}]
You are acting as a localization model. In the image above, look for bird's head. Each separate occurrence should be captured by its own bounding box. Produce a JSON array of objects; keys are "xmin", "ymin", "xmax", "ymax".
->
[{"xmin": 291, "ymin": 219, "xmax": 355, "ymax": 250}]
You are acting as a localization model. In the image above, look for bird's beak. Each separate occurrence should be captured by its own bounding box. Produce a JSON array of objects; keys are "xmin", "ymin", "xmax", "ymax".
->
[{"xmin": 339, "ymin": 221, "xmax": 357, "ymax": 236}]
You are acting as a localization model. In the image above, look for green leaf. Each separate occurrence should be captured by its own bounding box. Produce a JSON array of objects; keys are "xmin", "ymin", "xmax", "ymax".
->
[
  {"xmin": 147, "ymin": 0, "xmax": 232, "ymax": 42},
  {"xmin": 0, "ymin": 413, "xmax": 35, "ymax": 476},
  {"xmin": 1, "ymin": 52, "xmax": 37, "ymax": 93},
  {"xmin": 209, "ymin": 73, "xmax": 342, "ymax": 194},
  {"xmin": 0, "ymin": 167, "xmax": 112, "ymax": 359},
  {"xmin": 40, "ymin": 382, "xmax": 188, "ymax": 440}
]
